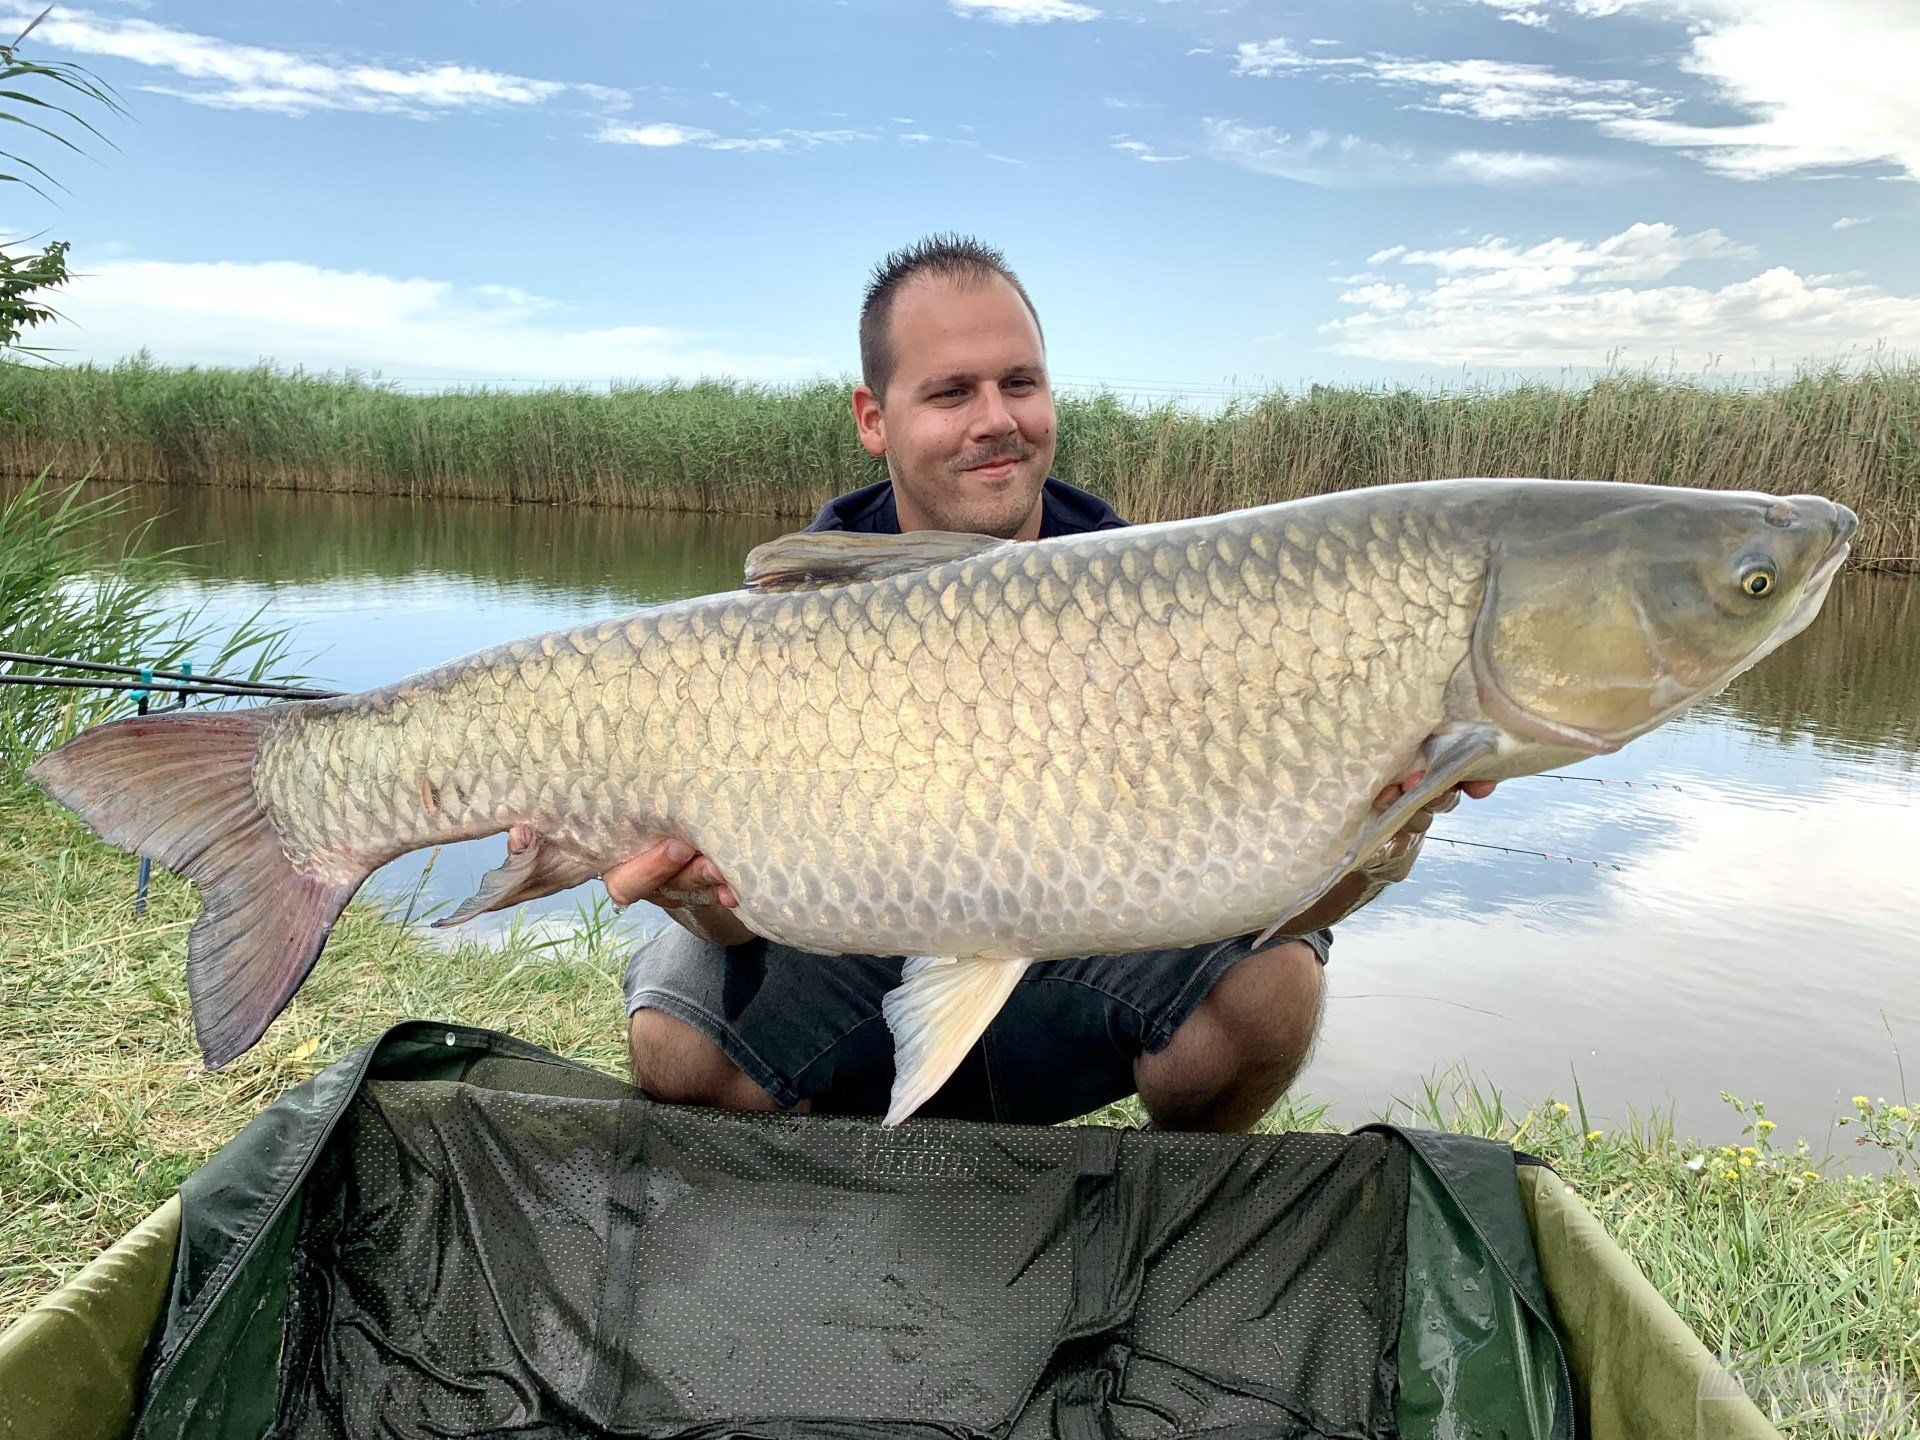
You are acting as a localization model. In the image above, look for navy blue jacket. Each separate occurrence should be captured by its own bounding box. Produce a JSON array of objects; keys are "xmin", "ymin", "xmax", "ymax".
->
[{"xmin": 805, "ymin": 475, "xmax": 1127, "ymax": 537}]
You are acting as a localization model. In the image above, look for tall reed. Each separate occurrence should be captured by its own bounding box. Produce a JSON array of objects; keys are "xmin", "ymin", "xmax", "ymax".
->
[
  {"xmin": 0, "ymin": 475, "xmax": 296, "ymax": 773},
  {"xmin": 2, "ymin": 357, "xmax": 1914, "ymax": 569}
]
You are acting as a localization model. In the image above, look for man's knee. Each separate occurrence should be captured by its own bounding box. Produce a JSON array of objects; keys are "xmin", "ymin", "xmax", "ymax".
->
[
  {"xmin": 627, "ymin": 1007, "xmax": 788, "ymax": 1112},
  {"xmin": 1135, "ymin": 940, "xmax": 1327, "ymax": 1130}
]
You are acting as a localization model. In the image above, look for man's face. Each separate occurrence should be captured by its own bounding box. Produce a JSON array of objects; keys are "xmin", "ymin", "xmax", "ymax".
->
[{"xmin": 851, "ymin": 274, "xmax": 1057, "ymax": 540}]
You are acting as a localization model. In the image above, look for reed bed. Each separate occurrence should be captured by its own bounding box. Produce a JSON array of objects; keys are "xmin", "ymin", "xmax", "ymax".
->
[{"xmin": 2, "ymin": 357, "xmax": 1915, "ymax": 570}]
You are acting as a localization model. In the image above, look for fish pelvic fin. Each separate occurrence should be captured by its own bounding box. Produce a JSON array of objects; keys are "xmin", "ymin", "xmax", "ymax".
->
[
  {"xmin": 880, "ymin": 955, "xmax": 1030, "ymax": 1127},
  {"xmin": 26, "ymin": 708, "xmax": 365, "ymax": 1069},
  {"xmin": 434, "ymin": 829, "xmax": 602, "ymax": 927}
]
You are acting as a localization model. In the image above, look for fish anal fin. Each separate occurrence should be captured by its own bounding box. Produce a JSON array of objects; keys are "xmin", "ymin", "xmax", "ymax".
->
[
  {"xmin": 744, "ymin": 530, "xmax": 1008, "ymax": 592},
  {"xmin": 26, "ymin": 707, "xmax": 369, "ymax": 1069},
  {"xmin": 434, "ymin": 831, "xmax": 601, "ymax": 928},
  {"xmin": 881, "ymin": 955, "xmax": 1030, "ymax": 1127},
  {"xmin": 1249, "ymin": 722, "xmax": 1502, "ymax": 951}
]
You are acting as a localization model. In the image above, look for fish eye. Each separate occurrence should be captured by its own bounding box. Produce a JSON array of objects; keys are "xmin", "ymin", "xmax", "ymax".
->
[{"xmin": 1740, "ymin": 566, "xmax": 1775, "ymax": 597}]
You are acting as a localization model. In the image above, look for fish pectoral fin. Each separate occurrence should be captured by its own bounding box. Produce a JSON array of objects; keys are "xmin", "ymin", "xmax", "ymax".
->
[
  {"xmin": 434, "ymin": 832, "xmax": 602, "ymax": 928},
  {"xmin": 743, "ymin": 529, "xmax": 1008, "ymax": 591},
  {"xmin": 881, "ymin": 955, "xmax": 1031, "ymax": 1127},
  {"xmin": 1249, "ymin": 722, "xmax": 1503, "ymax": 951}
]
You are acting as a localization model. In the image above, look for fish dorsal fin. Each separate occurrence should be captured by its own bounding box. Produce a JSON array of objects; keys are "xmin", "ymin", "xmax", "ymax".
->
[{"xmin": 744, "ymin": 529, "xmax": 1008, "ymax": 592}]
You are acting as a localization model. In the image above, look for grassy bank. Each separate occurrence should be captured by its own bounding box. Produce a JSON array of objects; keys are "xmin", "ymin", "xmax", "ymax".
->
[
  {"xmin": 3, "ymin": 789, "xmax": 1914, "ymax": 1433},
  {"xmin": 2, "ymin": 357, "xmax": 1916, "ymax": 569}
]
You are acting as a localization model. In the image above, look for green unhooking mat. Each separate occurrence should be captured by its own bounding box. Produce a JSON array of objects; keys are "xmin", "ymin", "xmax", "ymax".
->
[{"xmin": 0, "ymin": 1022, "xmax": 1782, "ymax": 1439}]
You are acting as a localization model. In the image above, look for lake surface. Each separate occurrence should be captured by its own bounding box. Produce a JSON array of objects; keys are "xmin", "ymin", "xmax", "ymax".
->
[{"xmin": 25, "ymin": 481, "xmax": 1920, "ymax": 1152}]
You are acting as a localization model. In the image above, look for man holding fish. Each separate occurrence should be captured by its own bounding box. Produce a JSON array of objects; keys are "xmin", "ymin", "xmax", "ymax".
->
[
  {"xmin": 32, "ymin": 238, "xmax": 1851, "ymax": 1128},
  {"xmin": 593, "ymin": 235, "xmax": 1496, "ymax": 1130}
]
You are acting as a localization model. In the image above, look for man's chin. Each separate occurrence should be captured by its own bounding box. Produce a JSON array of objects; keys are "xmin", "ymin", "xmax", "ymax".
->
[{"xmin": 951, "ymin": 463, "xmax": 1044, "ymax": 533}]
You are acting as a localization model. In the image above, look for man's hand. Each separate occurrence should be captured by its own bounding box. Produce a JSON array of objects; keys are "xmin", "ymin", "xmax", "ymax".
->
[
  {"xmin": 1275, "ymin": 773, "xmax": 1498, "ymax": 935},
  {"xmin": 507, "ymin": 826, "xmax": 756, "ymax": 947}
]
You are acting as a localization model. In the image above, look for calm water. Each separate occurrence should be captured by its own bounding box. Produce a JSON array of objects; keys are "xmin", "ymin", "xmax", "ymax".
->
[{"xmin": 31, "ymin": 482, "xmax": 1920, "ymax": 1150}]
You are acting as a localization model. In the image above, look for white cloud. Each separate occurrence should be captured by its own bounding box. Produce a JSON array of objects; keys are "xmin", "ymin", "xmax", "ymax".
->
[
  {"xmin": 1444, "ymin": 0, "xmax": 1920, "ymax": 181},
  {"xmin": 595, "ymin": 121, "xmax": 870, "ymax": 153},
  {"xmin": 1206, "ymin": 119, "xmax": 1618, "ymax": 187},
  {"xmin": 1236, "ymin": 42, "xmax": 1671, "ymax": 125},
  {"xmin": 3, "ymin": 5, "xmax": 577, "ymax": 116},
  {"xmin": 596, "ymin": 121, "xmax": 716, "ymax": 148},
  {"xmin": 1592, "ymin": 0, "xmax": 1920, "ymax": 180},
  {"xmin": 1205, "ymin": 122, "xmax": 1417, "ymax": 186},
  {"xmin": 1831, "ymin": 216, "xmax": 1872, "ymax": 229},
  {"xmin": 1235, "ymin": 4, "xmax": 1920, "ymax": 182},
  {"xmin": 1323, "ymin": 220, "xmax": 1920, "ymax": 366},
  {"xmin": 41, "ymin": 258, "xmax": 824, "ymax": 383},
  {"xmin": 1443, "ymin": 148, "xmax": 1615, "ymax": 182},
  {"xmin": 947, "ymin": 0, "xmax": 1101, "ymax": 22},
  {"xmin": 1470, "ymin": 0, "xmax": 1556, "ymax": 24},
  {"xmin": 1110, "ymin": 136, "xmax": 1188, "ymax": 162}
]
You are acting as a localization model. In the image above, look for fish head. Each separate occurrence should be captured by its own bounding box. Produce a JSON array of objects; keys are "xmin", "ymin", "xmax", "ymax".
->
[{"xmin": 1471, "ymin": 487, "xmax": 1857, "ymax": 754}]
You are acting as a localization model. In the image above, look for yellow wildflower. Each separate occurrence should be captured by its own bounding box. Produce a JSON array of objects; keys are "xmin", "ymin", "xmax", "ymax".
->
[
  {"xmin": 1853, "ymin": 1095, "xmax": 1871, "ymax": 1107},
  {"xmin": 1740, "ymin": 1146, "xmax": 1759, "ymax": 1157},
  {"xmin": 1721, "ymin": 1168, "xmax": 1740, "ymax": 1181},
  {"xmin": 1755, "ymin": 1119, "xmax": 1776, "ymax": 1133},
  {"xmin": 1802, "ymin": 1171, "xmax": 1821, "ymax": 1181},
  {"xmin": 1720, "ymin": 1146, "xmax": 1737, "ymax": 1157},
  {"xmin": 1739, "ymin": 1156, "xmax": 1753, "ymax": 1168},
  {"xmin": 1552, "ymin": 1103, "xmax": 1571, "ymax": 1116},
  {"xmin": 1585, "ymin": 1129, "xmax": 1603, "ymax": 1142},
  {"xmin": 1889, "ymin": 1105, "xmax": 1912, "ymax": 1121}
]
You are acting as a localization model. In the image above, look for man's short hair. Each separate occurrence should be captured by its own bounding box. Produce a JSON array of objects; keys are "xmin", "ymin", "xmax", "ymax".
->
[{"xmin": 858, "ymin": 234, "xmax": 1044, "ymax": 402}]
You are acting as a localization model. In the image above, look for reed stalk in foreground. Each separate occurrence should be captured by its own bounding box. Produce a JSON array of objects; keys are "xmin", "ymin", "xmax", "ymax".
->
[{"xmin": 1, "ymin": 357, "xmax": 1915, "ymax": 570}]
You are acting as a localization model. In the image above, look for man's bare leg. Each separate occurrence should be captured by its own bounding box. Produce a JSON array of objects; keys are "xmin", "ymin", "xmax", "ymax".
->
[
  {"xmin": 627, "ymin": 1008, "xmax": 809, "ymax": 1112},
  {"xmin": 1133, "ymin": 939, "xmax": 1327, "ymax": 1132}
]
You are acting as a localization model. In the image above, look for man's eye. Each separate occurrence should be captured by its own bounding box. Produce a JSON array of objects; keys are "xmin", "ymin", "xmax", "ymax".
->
[{"xmin": 1005, "ymin": 378, "xmax": 1035, "ymax": 391}]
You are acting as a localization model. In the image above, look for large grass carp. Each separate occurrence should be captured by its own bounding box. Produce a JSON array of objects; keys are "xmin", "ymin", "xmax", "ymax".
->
[{"xmin": 29, "ymin": 479, "xmax": 1854, "ymax": 1123}]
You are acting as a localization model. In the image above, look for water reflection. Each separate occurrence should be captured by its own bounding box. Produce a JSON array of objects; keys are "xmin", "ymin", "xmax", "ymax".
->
[{"xmin": 14, "ymin": 479, "xmax": 1919, "ymax": 1149}]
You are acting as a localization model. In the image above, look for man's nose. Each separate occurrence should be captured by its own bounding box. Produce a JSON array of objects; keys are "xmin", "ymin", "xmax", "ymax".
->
[{"xmin": 971, "ymin": 385, "xmax": 1017, "ymax": 437}]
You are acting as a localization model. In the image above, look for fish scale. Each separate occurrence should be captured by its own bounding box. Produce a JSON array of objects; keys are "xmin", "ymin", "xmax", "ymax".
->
[{"xmin": 29, "ymin": 478, "xmax": 1853, "ymax": 1119}]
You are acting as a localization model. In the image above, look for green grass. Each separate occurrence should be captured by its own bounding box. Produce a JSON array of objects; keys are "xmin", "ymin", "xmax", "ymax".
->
[
  {"xmin": 3, "ymin": 788, "xmax": 1914, "ymax": 1436},
  {"xmin": 2, "ymin": 355, "xmax": 1917, "ymax": 570}
]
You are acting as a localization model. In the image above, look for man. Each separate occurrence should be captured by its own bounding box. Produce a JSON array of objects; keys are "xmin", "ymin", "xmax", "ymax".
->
[{"xmin": 527, "ymin": 235, "xmax": 1490, "ymax": 1128}]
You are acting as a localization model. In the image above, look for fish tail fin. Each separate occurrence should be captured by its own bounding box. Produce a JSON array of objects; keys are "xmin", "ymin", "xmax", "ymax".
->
[{"xmin": 27, "ymin": 708, "xmax": 364, "ymax": 1068}]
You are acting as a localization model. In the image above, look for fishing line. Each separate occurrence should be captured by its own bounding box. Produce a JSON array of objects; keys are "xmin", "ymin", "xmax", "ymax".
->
[
  {"xmin": 1534, "ymin": 773, "xmax": 1685, "ymax": 792},
  {"xmin": 1428, "ymin": 836, "xmax": 1624, "ymax": 870}
]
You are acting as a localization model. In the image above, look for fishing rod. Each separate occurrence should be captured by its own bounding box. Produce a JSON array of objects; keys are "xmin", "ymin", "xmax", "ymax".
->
[
  {"xmin": 0, "ymin": 673, "xmax": 335, "ymax": 700},
  {"xmin": 0, "ymin": 650, "xmax": 339, "ymax": 700}
]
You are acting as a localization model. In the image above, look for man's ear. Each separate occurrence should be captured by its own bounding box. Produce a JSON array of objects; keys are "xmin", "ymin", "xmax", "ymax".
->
[{"xmin": 851, "ymin": 383, "xmax": 887, "ymax": 458}]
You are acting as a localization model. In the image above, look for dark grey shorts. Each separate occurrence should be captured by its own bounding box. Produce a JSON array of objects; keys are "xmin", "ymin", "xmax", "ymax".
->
[{"xmin": 623, "ymin": 926, "xmax": 1332, "ymax": 1125}]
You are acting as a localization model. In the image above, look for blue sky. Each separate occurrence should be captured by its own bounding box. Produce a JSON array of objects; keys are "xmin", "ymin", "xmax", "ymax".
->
[{"xmin": 6, "ymin": 0, "xmax": 1918, "ymax": 398}]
